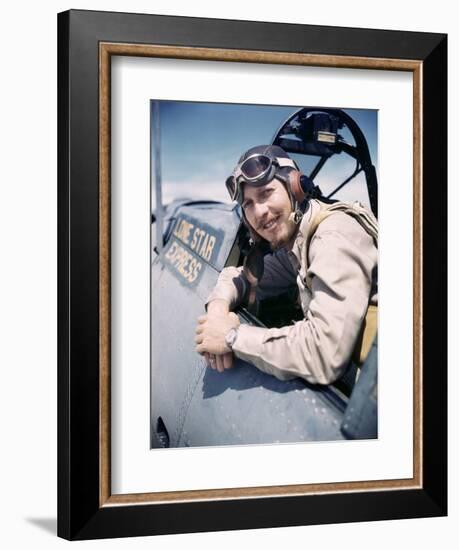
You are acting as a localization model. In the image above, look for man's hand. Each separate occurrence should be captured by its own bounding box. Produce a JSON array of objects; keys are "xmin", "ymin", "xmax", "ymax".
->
[
  {"xmin": 195, "ymin": 310, "xmax": 240, "ymax": 369},
  {"xmin": 203, "ymin": 352, "xmax": 234, "ymax": 373}
]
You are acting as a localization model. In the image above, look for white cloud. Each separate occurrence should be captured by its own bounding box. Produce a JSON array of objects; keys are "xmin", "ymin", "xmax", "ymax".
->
[
  {"xmin": 152, "ymin": 173, "xmax": 372, "ymax": 211},
  {"xmin": 152, "ymin": 178, "xmax": 231, "ymax": 210}
]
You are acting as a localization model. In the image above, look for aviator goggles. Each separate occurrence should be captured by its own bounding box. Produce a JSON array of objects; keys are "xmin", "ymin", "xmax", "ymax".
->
[{"xmin": 225, "ymin": 152, "xmax": 297, "ymax": 204}]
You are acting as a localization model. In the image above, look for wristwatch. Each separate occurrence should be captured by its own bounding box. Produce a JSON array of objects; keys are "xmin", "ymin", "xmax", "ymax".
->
[{"xmin": 225, "ymin": 327, "xmax": 239, "ymax": 351}]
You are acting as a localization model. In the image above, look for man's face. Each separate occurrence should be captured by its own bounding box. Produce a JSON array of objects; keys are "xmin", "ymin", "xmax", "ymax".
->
[{"xmin": 242, "ymin": 178, "xmax": 297, "ymax": 249}]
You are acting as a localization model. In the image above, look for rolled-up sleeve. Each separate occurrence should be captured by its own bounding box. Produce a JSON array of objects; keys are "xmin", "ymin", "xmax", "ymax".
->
[
  {"xmin": 206, "ymin": 249, "xmax": 297, "ymax": 310},
  {"xmin": 205, "ymin": 266, "xmax": 246, "ymax": 310},
  {"xmin": 232, "ymin": 216, "xmax": 377, "ymax": 384}
]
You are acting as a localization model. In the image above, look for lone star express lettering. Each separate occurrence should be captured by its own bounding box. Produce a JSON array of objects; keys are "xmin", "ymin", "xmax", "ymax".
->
[
  {"xmin": 173, "ymin": 218, "xmax": 216, "ymax": 262},
  {"xmin": 164, "ymin": 216, "xmax": 218, "ymax": 285},
  {"xmin": 165, "ymin": 241, "xmax": 202, "ymax": 283}
]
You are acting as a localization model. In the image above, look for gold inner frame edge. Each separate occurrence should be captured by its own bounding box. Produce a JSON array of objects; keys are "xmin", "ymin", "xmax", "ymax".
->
[{"xmin": 99, "ymin": 43, "xmax": 423, "ymax": 507}]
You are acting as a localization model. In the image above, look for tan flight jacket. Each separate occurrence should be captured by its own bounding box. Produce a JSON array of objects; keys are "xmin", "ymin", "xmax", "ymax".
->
[{"xmin": 206, "ymin": 199, "xmax": 378, "ymax": 385}]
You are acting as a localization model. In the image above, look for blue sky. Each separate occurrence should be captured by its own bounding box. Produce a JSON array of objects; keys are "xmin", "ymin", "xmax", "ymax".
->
[{"xmin": 151, "ymin": 101, "xmax": 377, "ymax": 209}]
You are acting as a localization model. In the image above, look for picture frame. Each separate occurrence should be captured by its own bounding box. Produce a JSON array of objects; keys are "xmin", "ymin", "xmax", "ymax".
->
[{"xmin": 57, "ymin": 9, "xmax": 447, "ymax": 540}]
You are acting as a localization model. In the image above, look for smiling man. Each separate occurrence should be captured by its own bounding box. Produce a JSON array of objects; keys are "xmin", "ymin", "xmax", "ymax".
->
[{"xmin": 195, "ymin": 145, "xmax": 378, "ymax": 385}]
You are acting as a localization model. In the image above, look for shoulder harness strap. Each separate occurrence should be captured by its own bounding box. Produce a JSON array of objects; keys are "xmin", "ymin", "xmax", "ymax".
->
[
  {"xmin": 304, "ymin": 200, "xmax": 378, "ymax": 289},
  {"xmin": 304, "ymin": 201, "xmax": 378, "ymax": 365}
]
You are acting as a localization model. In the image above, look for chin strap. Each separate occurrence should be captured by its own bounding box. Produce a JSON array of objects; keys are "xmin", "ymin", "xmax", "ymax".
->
[
  {"xmin": 288, "ymin": 199, "xmax": 304, "ymax": 225},
  {"xmin": 288, "ymin": 207, "xmax": 303, "ymax": 224}
]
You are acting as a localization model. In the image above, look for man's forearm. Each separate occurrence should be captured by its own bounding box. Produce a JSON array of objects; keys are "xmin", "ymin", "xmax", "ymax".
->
[
  {"xmin": 207, "ymin": 299, "xmax": 230, "ymax": 316},
  {"xmin": 205, "ymin": 266, "xmax": 245, "ymax": 310}
]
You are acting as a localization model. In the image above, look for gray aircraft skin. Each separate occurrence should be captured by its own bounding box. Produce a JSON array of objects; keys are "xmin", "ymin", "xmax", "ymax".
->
[{"xmin": 151, "ymin": 107, "xmax": 378, "ymax": 449}]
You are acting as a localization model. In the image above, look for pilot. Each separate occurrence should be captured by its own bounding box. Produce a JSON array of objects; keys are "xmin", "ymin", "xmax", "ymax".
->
[{"xmin": 195, "ymin": 145, "xmax": 378, "ymax": 385}]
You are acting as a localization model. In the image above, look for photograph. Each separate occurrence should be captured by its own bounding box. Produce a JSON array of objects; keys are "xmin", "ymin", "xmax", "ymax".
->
[{"xmin": 150, "ymin": 100, "xmax": 379, "ymax": 448}]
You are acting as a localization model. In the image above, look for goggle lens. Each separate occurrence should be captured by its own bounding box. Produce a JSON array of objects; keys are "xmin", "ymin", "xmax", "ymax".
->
[
  {"xmin": 240, "ymin": 155, "xmax": 271, "ymax": 179},
  {"xmin": 226, "ymin": 152, "xmax": 292, "ymax": 203}
]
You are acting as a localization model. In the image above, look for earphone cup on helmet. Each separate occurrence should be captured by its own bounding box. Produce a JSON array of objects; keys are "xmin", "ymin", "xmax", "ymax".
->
[{"xmin": 287, "ymin": 169, "xmax": 306, "ymax": 203}]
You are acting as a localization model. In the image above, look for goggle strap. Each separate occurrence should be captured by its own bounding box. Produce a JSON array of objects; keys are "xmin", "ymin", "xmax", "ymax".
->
[{"xmin": 276, "ymin": 157, "xmax": 297, "ymax": 169}]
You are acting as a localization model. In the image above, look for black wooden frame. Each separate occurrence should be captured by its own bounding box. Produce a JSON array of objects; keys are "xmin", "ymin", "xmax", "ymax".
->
[{"xmin": 58, "ymin": 9, "xmax": 447, "ymax": 540}]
